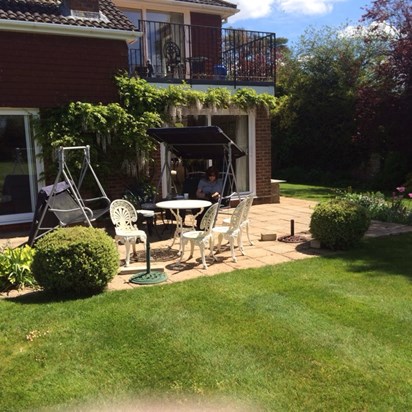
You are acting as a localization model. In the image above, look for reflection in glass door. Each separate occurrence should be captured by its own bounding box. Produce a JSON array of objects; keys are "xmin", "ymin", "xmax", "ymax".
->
[
  {"xmin": 122, "ymin": 9, "xmax": 143, "ymax": 74},
  {"xmin": 146, "ymin": 11, "xmax": 184, "ymax": 78},
  {"xmin": 0, "ymin": 113, "xmax": 39, "ymax": 223},
  {"xmin": 211, "ymin": 115, "xmax": 249, "ymax": 192}
]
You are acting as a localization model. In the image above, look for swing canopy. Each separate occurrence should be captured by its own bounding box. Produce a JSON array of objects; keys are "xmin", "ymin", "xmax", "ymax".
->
[
  {"xmin": 147, "ymin": 126, "xmax": 247, "ymax": 202},
  {"xmin": 147, "ymin": 126, "xmax": 246, "ymax": 160}
]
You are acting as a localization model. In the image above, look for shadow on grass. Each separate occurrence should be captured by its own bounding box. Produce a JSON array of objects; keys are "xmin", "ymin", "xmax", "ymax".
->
[
  {"xmin": 320, "ymin": 233, "xmax": 412, "ymax": 280},
  {"xmin": 295, "ymin": 241, "xmax": 335, "ymax": 257},
  {"xmin": 3, "ymin": 287, "xmax": 105, "ymax": 305}
]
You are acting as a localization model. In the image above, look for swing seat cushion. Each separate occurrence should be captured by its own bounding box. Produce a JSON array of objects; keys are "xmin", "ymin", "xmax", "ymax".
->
[{"xmin": 49, "ymin": 190, "xmax": 93, "ymax": 225}]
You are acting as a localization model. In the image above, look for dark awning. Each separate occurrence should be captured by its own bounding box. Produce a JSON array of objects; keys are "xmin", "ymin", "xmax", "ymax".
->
[{"xmin": 147, "ymin": 126, "xmax": 246, "ymax": 159}]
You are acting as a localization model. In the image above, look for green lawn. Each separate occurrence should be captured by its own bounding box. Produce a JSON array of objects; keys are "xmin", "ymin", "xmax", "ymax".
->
[
  {"xmin": 1, "ymin": 233, "xmax": 412, "ymax": 411},
  {"xmin": 280, "ymin": 183, "xmax": 336, "ymax": 201}
]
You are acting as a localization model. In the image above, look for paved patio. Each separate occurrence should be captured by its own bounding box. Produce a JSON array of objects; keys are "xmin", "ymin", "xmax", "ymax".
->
[
  {"xmin": 111, "ymin": 197, "xmax": 321, "ymax": 290},
  {"xmin": 2, "ymin": 196, "xmax": 412, "ymax": 297}
]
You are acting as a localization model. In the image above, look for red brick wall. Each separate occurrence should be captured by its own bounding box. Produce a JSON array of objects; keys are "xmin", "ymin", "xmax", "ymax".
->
[
  {"xmin": 255, "ymin": 107, "xmax": 272, "ymax": 203},
  {"xmin": 105, "ymin": 147, "xmax": 163, "ymax": 201},
  {"xmin": 0, "ymin": 31, "xmax": 128, "ymax": 108}
]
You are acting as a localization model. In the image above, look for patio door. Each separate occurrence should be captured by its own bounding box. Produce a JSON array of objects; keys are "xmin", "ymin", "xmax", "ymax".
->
[
  {"xmin": 211, "ymin": 115, "xmax": 250, "ymax": 193},
  {"xmin": 122, "ymin": 9, "xmax": 143, "ymax": 74},
  {"xmin": 146, "ymin": 11, "xmax": 184, "ymax": 77},
  {"xmin": 0, "ymin": 110, "xmax": 42, "ymax": 225},
  {"xmin": 166, "ymin": 112, "xmax": 254, "ymax": 196}
]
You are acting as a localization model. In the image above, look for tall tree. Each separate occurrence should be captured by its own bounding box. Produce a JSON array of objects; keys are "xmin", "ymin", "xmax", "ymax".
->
[
  {"xmin": 272, "ymin": 26, "xmax": 369, "ymax": 180},
  {"xmin": 356, "ymin": 0, "xmax": 412, "ymax": 187}
]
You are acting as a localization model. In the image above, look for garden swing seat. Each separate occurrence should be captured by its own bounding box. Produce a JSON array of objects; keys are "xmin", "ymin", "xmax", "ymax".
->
[{"xmin": 28, "ymin": 146, "xmax": 110, "ymax": 246}]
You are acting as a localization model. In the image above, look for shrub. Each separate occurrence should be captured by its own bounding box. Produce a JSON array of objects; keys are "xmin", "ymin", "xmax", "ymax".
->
[
  {"xmin": 336, "ymin": 186, "xmax": 412, "ymax": 225},
  {"xmin": 310, "ymin": 199, "xmax": 371, "ymax": 250},
  {"xmin": 0, "ymin": 245, "xmax": 37, "ymax": 292},
  {"xmin": 31, "ymin": 226, "xmax": 119, "ymax": 295}
]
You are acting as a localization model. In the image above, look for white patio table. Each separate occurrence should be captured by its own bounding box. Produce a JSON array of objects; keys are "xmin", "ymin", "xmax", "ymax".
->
[{"xmin": 156, "ymin": 199, "xmax": 211, "ymax": 255}]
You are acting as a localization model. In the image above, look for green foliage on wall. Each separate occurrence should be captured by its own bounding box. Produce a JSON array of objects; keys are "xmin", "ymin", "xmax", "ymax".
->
[
  {"xmin": 34, "ymin": 74, "xmax": 276, "ymax": 183},
  {"xmin": 34, "ymin": 101, "xmax": 162, "ymax": 181},
  {"xmin": 115, "ymin": 75, "xmax": 276, "ymax": 116}
]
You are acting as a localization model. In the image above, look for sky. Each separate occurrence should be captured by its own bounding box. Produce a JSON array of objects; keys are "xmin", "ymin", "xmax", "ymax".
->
[{"xmin": 225, "ymin": 0, "xmax": 374, "ymax": 45}]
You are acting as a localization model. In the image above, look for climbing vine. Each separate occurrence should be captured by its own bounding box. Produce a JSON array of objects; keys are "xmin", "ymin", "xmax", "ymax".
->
[
  {"xmin": 115, "ymin": 74, "xmax": 276, "ymax": 119},
  {"xmin": 35, "ymin": 73, "xmax": 276, "ymax": 183},
  {"xmin": 35, "ymin": 101, "xmax": 162, "ymax": 181}
]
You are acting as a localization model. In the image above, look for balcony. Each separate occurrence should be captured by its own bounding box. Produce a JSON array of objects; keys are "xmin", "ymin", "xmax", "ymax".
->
[{"xmin": 129, "ymin": 21, "xmax": 276, "ymax": 93}]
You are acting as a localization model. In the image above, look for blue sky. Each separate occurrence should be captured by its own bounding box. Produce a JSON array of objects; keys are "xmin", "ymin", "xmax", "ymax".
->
[{"xmin": 226, "ymin": 0, "xmax": 374, "ymax": 45}]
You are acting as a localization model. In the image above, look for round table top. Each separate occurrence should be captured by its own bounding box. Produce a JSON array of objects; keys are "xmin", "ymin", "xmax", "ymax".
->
[{"xmin": 156, "ymin": 199, "xmax": 211, "ymax": 209}]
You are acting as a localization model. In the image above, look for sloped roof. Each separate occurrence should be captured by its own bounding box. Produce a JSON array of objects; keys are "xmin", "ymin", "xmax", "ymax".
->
[
  {"xmin": 0, "ymin": 0, "xmax": 136, "ymax": 32},
  {"xmin": 176, "ymin": 0, "xmax": 237, "ymax": 9}
]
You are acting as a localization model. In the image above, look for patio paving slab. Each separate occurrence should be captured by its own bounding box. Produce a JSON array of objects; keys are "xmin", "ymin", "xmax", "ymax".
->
[{"xmin": 1, "ymin": 197, "xmax": 412, "ymax": 298}]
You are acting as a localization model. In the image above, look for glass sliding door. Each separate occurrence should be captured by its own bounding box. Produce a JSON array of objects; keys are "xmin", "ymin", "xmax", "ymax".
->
[
  {"xmin": 211, "ymin": 115, "xmax": 250, "ymax": 193},
  {"xmin": 181, "ymin": 113, "xmax": 253, "ymax": 195},
  {"xmin": 146, "ymin": 11, "xmax": 184, "ymax": 78},
  {"xmin": 0, "ymin": 111, "xmax": 41, "ymax": 224}
]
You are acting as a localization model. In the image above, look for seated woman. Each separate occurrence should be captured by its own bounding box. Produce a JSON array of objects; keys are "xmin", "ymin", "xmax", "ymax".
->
[
  {"xmin": 196, "ymin": 166, "xmax": 223, "ymax": 202},
  {"xmin": 195, "ymin": 166, "xmax": 223, "ymax": 229}
]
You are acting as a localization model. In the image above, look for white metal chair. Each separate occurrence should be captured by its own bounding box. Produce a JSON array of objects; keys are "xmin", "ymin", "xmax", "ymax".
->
[
  {"xmin": 109, "ymin": 199, "xmax": 147, "ymax": 267},
  {"xmin": 222, "ymin": 193, "xmax": 254, "ymax": 246},
  {"xmin": 178, "ymin": 203, "xmax": 219, "ymax": 269},
  {"xmin": 212, "ymin": 198, "xmax": 248, "ymax": 262}
]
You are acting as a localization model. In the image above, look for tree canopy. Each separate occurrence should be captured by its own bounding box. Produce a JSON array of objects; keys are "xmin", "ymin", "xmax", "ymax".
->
[
  {"xmin": 272, "ymin": 0, "xmax": 412, "ymax": 189},
  {"xmin": 355, "ymin": 0, "xmax": 412, "ymax": 187}
]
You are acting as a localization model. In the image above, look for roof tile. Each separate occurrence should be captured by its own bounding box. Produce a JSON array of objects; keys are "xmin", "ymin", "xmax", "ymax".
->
[
  {"xmin": 0, "ymin": 0, "xmax": 136, "ymax": 32},
  {"xmin": 176, "ymin": 0, "xmax": 237, "ymax": 9}
]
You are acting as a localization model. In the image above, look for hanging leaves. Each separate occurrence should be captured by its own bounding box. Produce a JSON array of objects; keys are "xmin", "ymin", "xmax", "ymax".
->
[{"xmin": 34, "ymin": 74, "xmax": 276, "ymax": 181}]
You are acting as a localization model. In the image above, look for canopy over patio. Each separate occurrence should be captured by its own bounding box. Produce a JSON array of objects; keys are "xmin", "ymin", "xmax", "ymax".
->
[
  {"xmin": 147, "ymin": 126, "xmax": 246, "ymax": 160},
  {"xmin": 147, "ymin": 126, "xmax": 246, "ymax": 199}
]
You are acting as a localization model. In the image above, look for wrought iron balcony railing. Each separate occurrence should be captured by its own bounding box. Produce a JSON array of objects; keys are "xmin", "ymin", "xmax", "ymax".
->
[{"xmin": 129, "ymin": 20, "xmax": 276, "ymax": 87}]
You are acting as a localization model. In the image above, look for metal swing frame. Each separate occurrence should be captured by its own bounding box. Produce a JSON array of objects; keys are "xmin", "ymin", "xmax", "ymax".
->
[
  {"xmin": 28, "ymin": 146, "xmax": 110, "ymax": 245},
  {"xmin": 148, "ymin": 126, "xmax": 246, "ymax": 207}
]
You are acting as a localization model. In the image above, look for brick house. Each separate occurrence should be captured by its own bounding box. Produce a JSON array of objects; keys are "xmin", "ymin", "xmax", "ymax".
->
[
  {"xmin": 0, "ymin": 0, "xmax": 276, "ymax": 232},
  {"xmin": 114, "ymin": 0, "xmax": 276, "ymax": 205},
  {"xmin": 0, "ymin": 0, "xmax": 137, "ymax": 231}
]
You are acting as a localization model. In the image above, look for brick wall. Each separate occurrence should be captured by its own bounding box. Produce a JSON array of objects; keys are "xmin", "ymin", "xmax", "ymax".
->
[
  {"xmin": 190, "ymin": 12, "xmax": 221, "ymax": 27},
  {"xmin": 105, "ymin": 146, "xmax": 163, "ymax": 201},
  {"xmin": 0, "ymin": 31, "xmax": 128, "ymax": 107},
  {"xmin": 255, "ymin": 107, "xmax": 272, "ymax": 204}
]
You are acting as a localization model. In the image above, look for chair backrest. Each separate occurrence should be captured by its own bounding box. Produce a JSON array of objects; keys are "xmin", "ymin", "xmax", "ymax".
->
[
  {"xmin": 228, "ymin": 198, "xmax": 248, "ymax": 231},
  {"xmin": 163, "ymin": 40, "xmax": 181, "ymax": 64},
  {"xmin": 241, "ymin": 193, "xmax": 254, "ymax": 223},
  {"xmin": 110, "ymin": 199, "xmax": 138, "ymax": 231},
  {"xmin": 200, "ymin": 203, "xmax": 219, "ymax": 233}
]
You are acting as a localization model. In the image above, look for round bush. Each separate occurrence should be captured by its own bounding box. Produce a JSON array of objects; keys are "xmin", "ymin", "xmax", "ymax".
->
[
  {"xmin": 31, "ymin": 226, "xmax": 119, "ymax": 295},
  {"xmin": 310, "ymin": 200, "xmax": 371, "ymax": 250}
]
